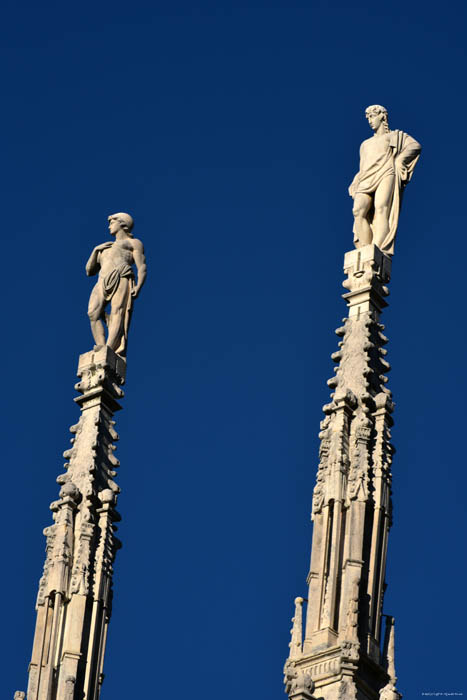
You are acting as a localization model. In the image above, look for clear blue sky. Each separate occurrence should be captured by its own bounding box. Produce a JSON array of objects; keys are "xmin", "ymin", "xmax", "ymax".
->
[{"xmin": 3, "ymin": 1, "xmax": 466, "ymax": 698}]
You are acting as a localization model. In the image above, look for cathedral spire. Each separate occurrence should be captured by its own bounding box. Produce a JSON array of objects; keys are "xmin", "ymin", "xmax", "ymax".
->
[
  {"xmin": 284, "ymin": 244, "xmax": 401, "ymax": 699},
  {"xmin": 15, "ymin": 212, "xmax": 146, "ymax": 700},
  {"xmin": 22, "ymin": 347, "xmax": 125, "ymax": 700}
]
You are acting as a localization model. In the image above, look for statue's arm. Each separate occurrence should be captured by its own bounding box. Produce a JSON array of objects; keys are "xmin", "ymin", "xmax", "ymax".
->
[
  {"xmin": 395, "ymin": 134, "xmax": 422, "ymax": 182},
  {"xmin": 399, "ymin": 135, "xmax": 421, "ymax": 165},
  {"xmin": 86, "ymin": 241, "xmax": 113, "ymax": 276},
  {"xmin": 132, "ymin": 239, "xmax": 147, "ymax": 298},
  {"xmin": 86, "ymin": 248, "xmax": 100, "ymax": 277}
]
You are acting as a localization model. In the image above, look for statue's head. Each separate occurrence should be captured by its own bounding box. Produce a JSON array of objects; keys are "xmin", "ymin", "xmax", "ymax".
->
[
  {"xmin": 108, "ymin": 212, "xmax": 134, "ymax": 238},
  {"xmin": 365, "ymin": 104, "xmax": 389, "ymax": 133}
]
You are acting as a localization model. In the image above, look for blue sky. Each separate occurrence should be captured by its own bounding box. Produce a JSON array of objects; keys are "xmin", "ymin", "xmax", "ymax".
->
[{"xmin": 3, "ymin": 1, "xmax": 466, "ymax": 698}]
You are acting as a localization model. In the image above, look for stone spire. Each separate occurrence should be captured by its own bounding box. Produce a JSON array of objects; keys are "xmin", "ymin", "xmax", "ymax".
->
[
  {"xmin": 284, "ymin": 244, "xmax": 402, "ymax": 699},
  {"xmin": 379, "ymin": 617, "xmax": 402, "ymax": 700},
  {"xmin": 14, "ymin": 213, "xmax": 147, "ymax": 700},
  {"xmin": 19, "ymin": 346, "xmax": 126, "ymax": 700}
]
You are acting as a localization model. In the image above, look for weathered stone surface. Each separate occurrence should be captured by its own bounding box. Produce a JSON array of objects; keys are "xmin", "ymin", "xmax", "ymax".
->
[
  {"xmin": 289, "ymin": 597, "xmax": 305, "ymax": 659},
  {"xmin": 284, "ymin": 245, "xmax": 401, "ymax": 700},
  {"xmin": 379, "ymin": 683, "xmax": 402, "ymax": 700},
  {"xmin": 25, "ymin": 346, "xmax": 126, "ymax": 700},
  {"xmin": 379, "ymin": 617, "xmax": 401, "ymax": 699},
  {"xmin": 284, "ymin": 661, "xmax": 316, "ymax": 700}
]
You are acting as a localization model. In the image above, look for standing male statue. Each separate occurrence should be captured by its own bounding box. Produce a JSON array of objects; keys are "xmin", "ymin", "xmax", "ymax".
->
[
  {"xmin": 349, "ymin": 105, "xmax": 421, "ymax": 255},
  {"xmin": 86, "ymin": 212, "xmax": 147, "ymax": 356}
]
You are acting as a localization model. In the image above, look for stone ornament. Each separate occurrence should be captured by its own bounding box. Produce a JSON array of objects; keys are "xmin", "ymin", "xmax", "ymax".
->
[
  {"xmin": 380, "ymin": 616, "xmax": 401, "ymax": 699},
  {"xmin": 284, "ymin": 661, "xmax": 316, "ymax": 700},
  {"xmin": 338, "ymin": 680, "xmax": 358, "ymax": 700},
  {"xmin": 379, "ymin": 682, "xmax": 402, "ymax": 700},
  {"xmin": 25, "ymin": 347, "xmax": 126, "ymax": 700},
  {"xmin": 284, "ymin": 245, "xmax": 399, "ymax": 698},
  {"xmin": 65, "ymin": 676, "xmax": 76, "ymax": 700},
  {"xmin": 289, "ymin": 597, "xmax": 304, "ymax": 659},
  {"xmin": 349, "ymin": 105, "xmax": 421, "ymax": 255},
  {"xmin": 87, "ymin": 212, "xmax": 147, "ymax": 356}
]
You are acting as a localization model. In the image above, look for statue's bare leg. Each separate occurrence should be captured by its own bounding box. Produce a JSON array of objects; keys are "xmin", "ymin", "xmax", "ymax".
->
[
  {"xmin": 107, "ymin": 279, "xmax": 131, "ymax": 352},
  {"xmin": 352, "ymin": 193, "xmax": 373, "ymax": 246},
  {"xmin": 372, "ymin": 175, "xmax": 395, "ymax": 248},
  {"xmin": 88, "ymin": 283, "xmax": 106, "ymax": 346}
]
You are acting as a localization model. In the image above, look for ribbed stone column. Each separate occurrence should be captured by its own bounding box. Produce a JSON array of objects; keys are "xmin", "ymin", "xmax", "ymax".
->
[
  {"xmin": 284, "ymin": 245, "xmax": 401, "ymax": 700},
  {"xmin": 22, "ymin": 346, "xmax": 125, "ymax": 700}
]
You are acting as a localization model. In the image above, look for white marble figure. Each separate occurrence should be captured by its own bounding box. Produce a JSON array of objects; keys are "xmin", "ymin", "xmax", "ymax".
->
[
  {"xmin": 349, "ymin": 105, "xmax": 421, "ymax": 255},
  {"xmin": 86, "ymin": 213, "xmax": 147, "ymax": 356}
]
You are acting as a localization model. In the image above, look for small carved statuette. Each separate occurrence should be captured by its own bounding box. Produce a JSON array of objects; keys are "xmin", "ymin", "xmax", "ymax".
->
[
  {"xmin": 284, "ymin": 660, "xmax": 315, "ymax": 698},
  {"xmin": 341, "ymin": 639, "xmax": 359, "ymax": 662},
  {"xmin": 14, "ymin": 693, "xmax": 26, "ymax": 700}
]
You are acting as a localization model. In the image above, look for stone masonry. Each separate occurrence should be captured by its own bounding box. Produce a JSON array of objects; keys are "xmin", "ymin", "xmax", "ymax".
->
[
  {"xmin": 19, "ymin": 346, "xmax": 126, "ymax": 700},
  {"xmin": 284, "ymin": 244, "xmax": 401, "ymax": 700}
]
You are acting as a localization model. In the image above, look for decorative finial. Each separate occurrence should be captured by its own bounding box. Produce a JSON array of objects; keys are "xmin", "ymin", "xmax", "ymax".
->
[
  {"xmin": 288, "ymin": 597, "xmax": 304, "ymax": 659},
  {"xmin": 284, "ymin": 660, "xmax": 316, "ymax": 699},
  {"xmin": 380, "ymin": 616, "xmax": 402, "ymax": 699}
]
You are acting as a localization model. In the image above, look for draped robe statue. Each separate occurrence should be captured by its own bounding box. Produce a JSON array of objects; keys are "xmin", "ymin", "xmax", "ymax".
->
[{"xmin": 349, "ymin": 105, "xmax": 421, "ymax": 255}]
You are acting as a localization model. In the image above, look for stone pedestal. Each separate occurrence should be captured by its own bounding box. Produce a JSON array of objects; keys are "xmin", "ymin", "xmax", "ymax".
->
[{"xmin": 25, "ymin": 346, "xmax": 125, "ymax": 700}]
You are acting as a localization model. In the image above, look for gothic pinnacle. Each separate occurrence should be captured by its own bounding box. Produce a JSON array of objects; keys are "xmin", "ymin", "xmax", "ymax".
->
[{"xmin": 284, "ymin": 244, "xmax": 400, "ymax": 700}]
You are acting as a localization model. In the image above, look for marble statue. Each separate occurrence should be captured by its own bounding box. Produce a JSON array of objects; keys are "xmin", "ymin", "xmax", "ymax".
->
[
  {"xmin": 86, "ymin": 212, "xmax": 147, "ymax": 356},
  {"xmin": 349, "ymin": 105, "xmax": 421, "ymax": 255}
]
